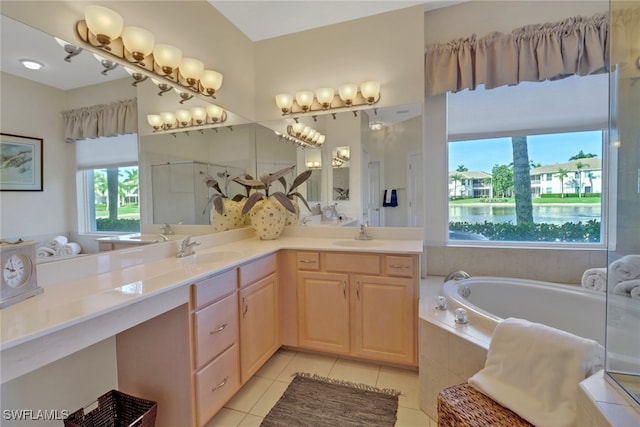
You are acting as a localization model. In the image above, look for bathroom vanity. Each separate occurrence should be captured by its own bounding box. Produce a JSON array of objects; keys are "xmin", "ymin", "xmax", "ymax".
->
[{"xmin": 0, "ymin": 227, "xmax": 422, "ymax": 427}]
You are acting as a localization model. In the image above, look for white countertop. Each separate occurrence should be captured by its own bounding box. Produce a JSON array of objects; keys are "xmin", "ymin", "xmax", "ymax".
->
[{"xmin": 0, "ymin": 227, "xmax": 422, "ymax": 383}]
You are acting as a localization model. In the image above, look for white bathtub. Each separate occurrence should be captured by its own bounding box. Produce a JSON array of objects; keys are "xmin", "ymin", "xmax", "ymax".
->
[{"xmin": 442, "ymin": 276, "xmax": 606, "ymax": 345}]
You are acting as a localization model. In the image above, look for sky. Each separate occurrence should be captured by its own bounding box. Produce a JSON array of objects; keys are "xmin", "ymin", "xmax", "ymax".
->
[{"xmin": 448, "ymin": 130, "xmax": 603, "ymax": 173}]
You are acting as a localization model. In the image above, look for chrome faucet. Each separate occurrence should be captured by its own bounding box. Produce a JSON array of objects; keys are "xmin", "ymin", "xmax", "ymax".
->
[
  {"xmin": 176, "ymin": 236, "xmax": 200, "ymax": 258},
  {"xmin": 355, "ymin": 223, "xmax": 372, "ymax": 240},
  {"xmin": 160, "ymin": 223, "xmax": 174, "ymax": 235},
  {"xmin": 444, "ymin": 270, "xmax": 470, "ymax": 282}
]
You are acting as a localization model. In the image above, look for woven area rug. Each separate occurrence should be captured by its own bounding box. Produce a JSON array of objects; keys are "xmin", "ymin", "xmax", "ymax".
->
[{"xmin": 261, "ymin": 372, "xmax": 400, "ymax": 427}]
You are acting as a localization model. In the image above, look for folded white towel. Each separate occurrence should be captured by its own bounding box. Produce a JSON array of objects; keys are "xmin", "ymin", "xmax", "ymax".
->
[
  {"xmin": 631, "ymin": 287, "xmax": 640, "ymax": 300},
  {"xmin": 56, "ymin": 242, "xmax": 81, "ymax": 257},
  {"xmin": 468, "ymin": 317, "xmax": 604, "ymax": 427},
  {"xmin": 47, "ymin": 235, "xmax": 68, "ymax": 250},
  {"xmin": 610, "ymin": 254, "xmax": 640, "ymax": 283},
  {"xmin": 36, "ymin": 247, "xmax": 56, "ymax": 258},
  {"xmin": 581, "ymin": 267, "xmax": 607, "ymax": 292},
  {"xmin": 613, "ymin": 279, "xmax": 640, "ymax": 297}
]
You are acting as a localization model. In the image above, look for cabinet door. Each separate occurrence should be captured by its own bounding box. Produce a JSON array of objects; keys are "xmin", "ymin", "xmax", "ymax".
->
[
  {"xmin": 239, "ymin": 273, "xmax": 279, "ymax": 383},
  {"xmin": 297, "ymin": 271, "xmax": 350, "ymax": 354},
  {"xmin": 351, "ymin": 275, "xmax": 415, "ymax": 365}
]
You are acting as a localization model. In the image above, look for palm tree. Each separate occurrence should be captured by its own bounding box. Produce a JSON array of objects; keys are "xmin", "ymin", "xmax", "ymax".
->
[
  {"xmin": 575, "ymin": 161, "xmax": 590, "ymax": 198},
  {"xmin": 449, "ymin": 173, "xmax": 464, "ymax": 199},
  {"xmin": 511, "ymin": 136, "xmax": 533, "ymax": 224},
  {"xmin": 456, "ymin": 165, "xmax": 468, "ymax": 172},
  {"xmin": 555, "ymin": 168, "xmax": 569, "ymax": 198}
]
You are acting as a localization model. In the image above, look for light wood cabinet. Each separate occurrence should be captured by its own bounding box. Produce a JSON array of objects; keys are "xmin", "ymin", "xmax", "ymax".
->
[
  {"xmin": 239, "ymin": 254, "xmax": 279, "ymax": 383},
  {"xmin": 296, "ymin": 252, "xmax": 417, "ymax": 366},
  {"xmin": 297, "ymin": 271, "xmax": 350, "ymax": 354}
]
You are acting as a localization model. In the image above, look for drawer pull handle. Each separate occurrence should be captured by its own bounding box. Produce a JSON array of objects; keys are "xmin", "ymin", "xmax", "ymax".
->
[
  {"xmin": 343, "ymin": 281, "xmax": 347, "ymax": 299},
  {"xmin": 356, "ymin": 281, "xmax": 361, "ymax": 300},
  {"xmin": 210, "ymin": 323, "xmax": 227, "ymax": 335},
  {"xmin": 242, "ymin": 297, "xmax": 248, "ymax": 318},
  {"xmin": 390, "ymin": 264, "xmax": 409, "ymax": 269},
  {"xmin": 212, "ymin": 377, "xmax": 228, "ymax": 392},
  {"xmin": 300, "ymin": 260, "xmax": 317, "ymax": 264}
]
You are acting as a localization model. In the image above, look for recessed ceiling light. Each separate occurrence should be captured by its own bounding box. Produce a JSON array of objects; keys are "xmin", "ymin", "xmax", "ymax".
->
[
  {"xmin": 370, "ymin": 122, "xmax": 384, "ymax": 131},
  {"xmin": 20, "ymin": 59, "xmax": 43, "ymax": 70}
]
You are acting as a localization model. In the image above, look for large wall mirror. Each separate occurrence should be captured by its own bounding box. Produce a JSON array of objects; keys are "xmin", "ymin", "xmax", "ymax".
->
[{"xmin": 1, "ymin": 14, "xmax": 424, "ymax": 255}]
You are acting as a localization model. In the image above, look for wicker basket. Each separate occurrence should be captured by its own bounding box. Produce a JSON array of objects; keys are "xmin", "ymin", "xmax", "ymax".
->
[
  {"xmin": 437, "ymin": 383, "xmax": 534, "ymax": 427},
  {"xmin": 64, "ymin": 389, "xmax": 157, "ymax": 427}
]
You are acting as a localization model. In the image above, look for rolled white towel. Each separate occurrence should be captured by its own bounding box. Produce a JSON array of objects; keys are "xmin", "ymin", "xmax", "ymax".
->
[
  {"xmin": 612, "ymin": 279, "xmax": 640, "ymax": 297},
  {"xmin": 609, "ymin": 255, "xmax": 640, "ymax": 283},
  {"xmin": 47, "ymin": 235, "xmax": 68, "ymax": 250},
  {"xmin": 581, "ymin": 268, "xmax": 607, "ymax": 292},
  {"xmin": 631, "ymin": 287, "xmax": 640, "ymax": 300},
  {"xmin": 36, "ymin": 247, "xmax": 56, "ymax": 258},
  {"xmin": 56, "ymin": 242, "xmax": 81, "ymax": 257}
]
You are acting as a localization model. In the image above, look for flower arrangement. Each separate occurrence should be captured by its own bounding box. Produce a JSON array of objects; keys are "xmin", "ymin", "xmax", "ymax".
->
[{"xmin": 200, "ymin": 171, "xmax": 248, "ymax": 231}]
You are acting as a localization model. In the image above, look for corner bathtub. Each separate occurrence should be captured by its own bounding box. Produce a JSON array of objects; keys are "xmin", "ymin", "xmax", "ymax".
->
[{"xmin": 442, "ymin": 276, "xmax": 606, "ymax": 345}]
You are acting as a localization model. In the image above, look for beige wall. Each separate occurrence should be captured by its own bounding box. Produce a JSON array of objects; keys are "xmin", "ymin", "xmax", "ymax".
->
[{"xmin": 0, "ymin": 72, "xmax": 73, "ymax": 239}]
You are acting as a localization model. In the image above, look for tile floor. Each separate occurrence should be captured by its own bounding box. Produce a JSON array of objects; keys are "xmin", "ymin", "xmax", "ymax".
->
[{"xmin": 206, "ymin": 349, "xmax": 437, "ymax": 426}]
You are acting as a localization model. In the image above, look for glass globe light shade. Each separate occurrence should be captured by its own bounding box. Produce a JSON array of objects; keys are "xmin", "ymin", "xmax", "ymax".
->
[
  {"xmin": 160, "ymin": 111, "xmax": 176, "ymax": 127},
  {"xmin": 292, "ymin": 122, "xmax": 305, "ymax": 135},
  {"xmin": 200, "ymin": 70, "xmax": 223, "ymax": 91},
  {"xmin": 295, "ymin": 91, "xmax": 314, "ymax": 110},
  {"xmin": 153, "ymin": 44, "xmax": 182, "ymax": 74},
  {"xmin": 84, "ymin": 5, "xmax": 123, "ymax": 42},
  {"xmin": 316, "ymin": 88, "xmax": 334, "ymax": 107},
  {"xmin": 338, "ymin": 83, "xmax": 358, "ymax": 104},
  {"xmin": 179, "ymin": 58, "xmax": 204, "ymax": 81},
  {"xmin": 190, "ymin": 107, "xmax": 207, "ymax": 123},
  {"xmin": 360, "ymin": 80, "xmax": 380, "ymax": 103},
  {"xmin": 175, "ymin": 109, "xmax": 192, "ymax": 125},
  {"xmin": 121, "ymin": 26, "xmax": 155, "ymax": 59},
  {"xmin": 275, "ymin": 94, "xmax": 293, "ymax": 112},
  {"xmin": 147, "ymin": 114, "xmax": 163, "ymax": 128},
  {"xmin": 206, "ymin": 104, "xmax": 224, "ymax": 120}
]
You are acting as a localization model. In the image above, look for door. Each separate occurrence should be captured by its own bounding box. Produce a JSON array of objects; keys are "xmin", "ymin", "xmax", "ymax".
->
[
  {"xmin": 368, "ymin": 160, "xmax": 381, "ymax": 226},
  {"xmin": 351, "ymin": 275, "xmax": 415, "ymax": 365},
  {"xmin": 239, "ymin": 273, "xmax": 278, "ymax": 383},
  {"xmin": 408, "ymin": 152, "xmax": 423, "ymax": 227},
  {"xmin": 297, "ymin": 271, "xmax": 350, "ymax": 354}
]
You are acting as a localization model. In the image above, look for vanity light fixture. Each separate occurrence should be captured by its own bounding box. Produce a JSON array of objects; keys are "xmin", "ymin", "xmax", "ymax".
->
[
  {"xmin": 151, "ymin": 78, "xmax": 173, "ymax": 96},
  {"xmin": 174, "ymin": 88, "xmax": 194, "ymax": 104},
  {"xmin": 124, "ymin": 66, "xmax": 148, "ymax": 86},
  {"xmin": 370, "ymin": 121, "xmax": 384, "ymax": 131},
  {"xmin": 336, "ymin": 149, "xmax": 350, "ymax": 163},
  {"xmin": 147, "ymin": 104, "xmax": 227, "ymax": 134},
  {"xmin": 93, "ymin": 53, "xmax": 118, "ymax": 75},
  {"xmin": 275, "ymin": 80, "xmax": 380, "ymax": 118},
  {"xmin": 76, "ymin": 5, "xmax": 223, "ymax": 100},
  {"xmin": 55, "ymin": 37, "xmax": 83, "ymax": 62},
  {"xmin": 286, "ymin": 124, "xmax": 325, "ymax": 147},
  {"xmin": 306, "ymin": 161, "xmax": 322, "ymax": 170}
]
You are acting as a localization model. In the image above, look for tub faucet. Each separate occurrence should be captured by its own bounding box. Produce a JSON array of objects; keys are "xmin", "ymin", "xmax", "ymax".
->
[
  {"xmin": 177, "ymin": 236, "xmax": 200, "ymax": 258},
  {"xmin": 160, "ymin": 223, "xmax": 174, "ymax": 235},
  {"xmin": 355, "ymin": 223, "xmax": 372, "ymax": 240},
  {"xmin": 444, "ymin": 270, "xmax": 470, "ymax": 282}
]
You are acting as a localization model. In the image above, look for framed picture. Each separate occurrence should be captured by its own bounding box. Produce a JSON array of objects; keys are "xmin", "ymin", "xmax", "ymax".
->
[{"xmin": 0, "ymin": 133, "xmax": 43, "ymax": 191}]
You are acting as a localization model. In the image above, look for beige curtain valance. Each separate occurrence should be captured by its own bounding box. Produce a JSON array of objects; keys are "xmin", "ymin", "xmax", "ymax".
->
[
  {"xmin": 62, "ymin": 98, "xmax": 137, "ymax": 141},
  {"xmin": 425, "ymin": 12, "xmax": 610, "ymax": 96}
]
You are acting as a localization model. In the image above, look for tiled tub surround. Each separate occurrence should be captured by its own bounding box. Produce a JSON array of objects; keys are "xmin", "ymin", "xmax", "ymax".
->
[
  {"xmin": 0, "ymin": 226, "xmax": 422, "ymax": 426},
  {"xmin": 419, "ymin": 277, "xmax": 640, "ymax": 426}
]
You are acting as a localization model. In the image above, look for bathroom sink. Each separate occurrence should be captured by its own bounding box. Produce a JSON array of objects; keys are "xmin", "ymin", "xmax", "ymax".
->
[
  {"xmin": 178, "ymin": 250, "xmax": 243, "ymax": 266},
  {"xmin": 332, "ymin": 240, "xmax": 383, "ymax": 248},
  {"xmin": 127, "ymin": 233, "xmax": 188, "ymax": 243}
]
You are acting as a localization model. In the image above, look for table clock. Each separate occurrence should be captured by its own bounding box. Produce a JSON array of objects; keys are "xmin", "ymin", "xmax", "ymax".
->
[{"xmin": 1, "ymin": 239, "xmax": 42, "ymax": 309}]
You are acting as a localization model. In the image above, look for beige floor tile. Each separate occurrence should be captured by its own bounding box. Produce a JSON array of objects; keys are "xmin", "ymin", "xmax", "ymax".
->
[
  {"xmin": 205, "ymin": 408, "xmax": 245, "ymax": 427},
  {"xmin": 395, "ymin": 406, "xmax": 432, "ymax": 427},
  {"xmin": 377, "ymin": 366, "xmax": 421, "ymax": 410},
  {"xmin": 224, "ymin": 375, "xmax": 273, "ymax": 412},
  {"xmin": 328, "ymin": 358, "xmax": 381, "ymax": 386},
  {"xmin": 238, "ymin": 414, "xmax": 264, "ymax": 427},
  {"xmin": 275, "ymin": 351, "xmax": 337, "ymax": 384},
  {"xmin": 248, "ymin": 380, "xmax": 290, "ymax": 417},
  {"xmin": 254, "ymin": 349, "xmax": 297, "ymax": 380}
]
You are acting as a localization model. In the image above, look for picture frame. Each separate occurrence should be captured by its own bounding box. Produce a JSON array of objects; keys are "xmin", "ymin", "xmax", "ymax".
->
[{"xmin": 0, "ymin": 133, "xmax": 43, "ymax": 191}]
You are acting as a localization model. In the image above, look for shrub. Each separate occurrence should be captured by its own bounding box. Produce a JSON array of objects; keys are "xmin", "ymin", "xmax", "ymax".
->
[
  {"xmin": 449, "ymin": 220, "xmax": 601, "ymax": 242},
  {"xmin": 97, "ymin": 218, "xmax": 140, "ymax": 232}
]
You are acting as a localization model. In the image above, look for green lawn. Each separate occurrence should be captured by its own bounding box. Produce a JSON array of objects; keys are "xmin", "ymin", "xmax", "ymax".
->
[
  {"xmin": 95, "ymin": 204, "xmax": 140, "ymax": 218},
  {"xmin": 449, "ymin": 196, "xmax": 601, "ymax": 204}
]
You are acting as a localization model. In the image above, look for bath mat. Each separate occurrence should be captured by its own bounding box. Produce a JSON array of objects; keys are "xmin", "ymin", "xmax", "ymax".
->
[{"xmin": 261, "ymin": 372, "xmax": 400, "ymax": 427}]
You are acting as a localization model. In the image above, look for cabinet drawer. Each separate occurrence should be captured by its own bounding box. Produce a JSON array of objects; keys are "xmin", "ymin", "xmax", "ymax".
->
[
  {"xmin": 296, "ymin": 252, "xmax": 320, "ymax": 270},
  {"xmin": 239, "ymin": 253, "xmax": 277, "ymax": 288},
  {"xmin": 195, "ymin": 343, "xmax": 240, "ymax": 427},
  {"xmin": 192, "ymin": 268, "xmax": 237, "ymax": 309},
  {"xmin": 193, "ymin": 292, "xmax": 238, "ymax": 368},
  {"xmin": 384, "ymin": 256, "xmax": 414, "ymax": 277},
  {"xmin": 324, "ymin": 252, "xmax": 380, "ymax": 275}
]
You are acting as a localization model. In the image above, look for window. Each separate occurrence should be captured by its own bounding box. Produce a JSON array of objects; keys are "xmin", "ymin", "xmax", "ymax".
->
[
  {"xmin": 447, "ymin": 73, "xmax": 608, "ymax": 245},
  {"xmin": 76, "ymin": 134, "xmax": 139, "ymax": 233}
]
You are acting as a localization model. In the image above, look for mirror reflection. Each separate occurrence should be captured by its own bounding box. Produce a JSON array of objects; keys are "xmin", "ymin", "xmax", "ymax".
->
[
  {"xmin": 304, "ymin": 149, "xmax": 322, "ymax": 203},
  {"xmin": 332, "ymin": 146, "xmax": 350, "ymax": 201}
]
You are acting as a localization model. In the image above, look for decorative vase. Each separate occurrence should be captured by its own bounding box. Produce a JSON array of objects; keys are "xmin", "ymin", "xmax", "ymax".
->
[
  {"xmin": 249, "ymin": 198, "xmax": 287, "ymax": 240},
  {"xmin": 285, "ymin": 199, "xmax": 300, "ymax": 226},
  {"xmin": 211, "ymin": 199, "xmax": 246, "ymax": 232}
]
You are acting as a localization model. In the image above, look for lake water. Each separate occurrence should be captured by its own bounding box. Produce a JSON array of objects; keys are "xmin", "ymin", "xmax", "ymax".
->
[{"xmin": 449, "ymin": 204, "xmax": 601, "ymax": 225}]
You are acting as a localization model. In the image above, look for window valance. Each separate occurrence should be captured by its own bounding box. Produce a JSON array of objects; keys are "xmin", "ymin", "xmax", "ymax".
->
[
  {"xmin": 62, "ymin": 98, "xmax": 137, "ymax": 142},
  {"xmin": 425, "ymin": 12, "xmax": 610, "ymax": 96}
]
